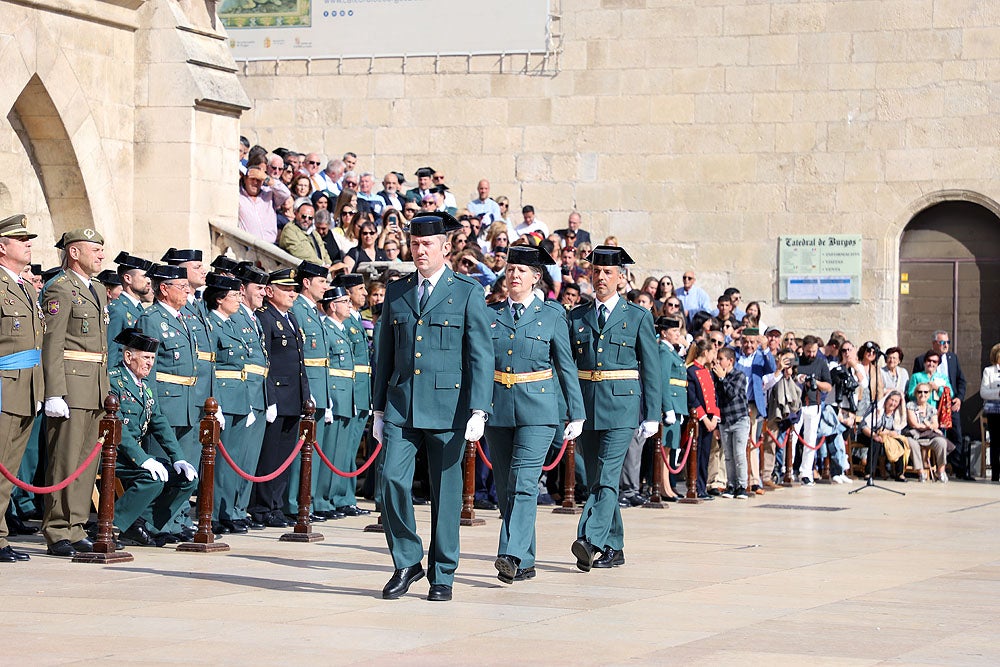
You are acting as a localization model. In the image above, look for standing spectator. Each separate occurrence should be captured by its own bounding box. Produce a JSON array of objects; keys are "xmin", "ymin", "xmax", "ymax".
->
[
  {"xmin": 793, "ymin": 335, "xmax": 833, "ymax": 485},
  {"xmin": 655, "ymin": 316, "xmax": 687, "ymax": 501},
  {"xmin": 744, "ymin": 300, "xmax": 762, "ymax": 328},
  {"xmin": 378, "ymin": 172, "xmax": 406, "ymax": 212},
  {"xmin": 238, "ymin": 167, "xmax": 277, "ymax": 244},
  {"xmin": 713, "ymin": 294, "xmax": 739, "ymax": 328},
  {"xmin": 554, "ymin": 211, "xmax": 592, "ymax": 246},
  {"xmin": 686, "ymin": 338, "xmax": 719, "ymax": 500},
  {"xmin": 881, "ymin": 346, "xmax": 909, "ymax": 394},
  {"xmin": 907, "ymin": 352, "xmax": 952, "ymax": 408},
  {"xmin": 289, "ymin": 174, "xmax": 313, "ymax": 201},
  {"xmin": 467, "ymin": 179, "xmax": 503, "ymax": 226},
  {"xmin": 736, "ymin": 329, "xmax": 775, "ymax": 494},
  {"xmin": 314, "ymin": 209, "xmax": 344, "ymax": 265},
  {"xmin": 559, "ymin": 246, "xmax": 587, "ymax": 283},
  {"xmin": 912, "ymin": 330, "xmax": 970, "ymax": 479},
  {"xmin": 979, "ymin": 342, "xmax": 1000, "ymax": 482},
  {"xmin": 713, "ymin": 347, "xmax": 750, "ymax": 499},
  {"xmin": 515, "ymin": 205, "xmax": 549, "ymax": 239},
  {"xmin": 712, "ymin": 288, "xmax": 746, "ymax": 321},
  {"xmin": 764, "ymin": 327, "xmax": 782, "ymax": 357},
  {"xmin": 675, "ymin": 271, "xmax": 711, "ymax": 322}
]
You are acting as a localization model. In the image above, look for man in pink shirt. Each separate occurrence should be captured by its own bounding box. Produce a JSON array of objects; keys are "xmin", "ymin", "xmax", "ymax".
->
[{"xmin": 238, "ymin": 167, "xmax": 277, "ymax": 244}]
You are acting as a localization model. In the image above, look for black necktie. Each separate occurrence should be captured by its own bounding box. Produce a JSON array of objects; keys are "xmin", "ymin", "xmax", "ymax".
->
[
  {"xmin": 87, "ymin": 282, "xmax": 100, "ymax": 304},
  {"xmin": 598, "ymin": 304, "xmax": 608, "ymax": 329},
  {"xmin": 512, "ymin": 303, "xmax": 524, "ymax": 322},
  {"xmin": 419, "ymin": 279, "xmax": 431, "ymax": 313},
  {"xmin": 15, "ymin": 278, "xmax": 31, "ymax": 305}
]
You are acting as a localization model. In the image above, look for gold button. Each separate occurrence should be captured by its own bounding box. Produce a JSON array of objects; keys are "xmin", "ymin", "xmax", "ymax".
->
[
  {"xmin": 630, "ymin": 390, "xmax": 634, "ymax": 395},
  {"xmin": 415, "ymin": 352, "xmax": 421, "ymax": 358},
  {"xmin": 506, "ymin": 367, "xmax": 511, "ymax": 372},
  {"xmin": 597, "ymin": 362, "xmax": 603, "ymax": 367},
  {"xmin": 418, "ymin": 319, "xmax": 423, "ymax": 325},
  {"xmin": 507, "ymin": 350, "xmax": 513, "ymax": 355},
  {"xmin": 416, "ymin": 335, "xmax": 422, "ymax": 341},
  {"xmin": 454, "ymin": 384, "xmax": 460, "ymax": 388},
  {"xmin": 510, "ymin": 334, "xmax": 515, "ymax": 339},
  {"xmin": 597, "ymin": 348, "xmax": 603, "ymax": 353},
  {"xmin": 414, "ymin": 369, "xmax": 421, "ymax": 375},
  {"xmin": 541, "ymin": 388, "xmax": 545, "ymax": 392},
  {"xmin": 599, "ymin": 334, "xmax": 604, "ymax": 339},
  {"xmin": 443, "ymin": 320, "xmax": 448, "ymax": 325}
]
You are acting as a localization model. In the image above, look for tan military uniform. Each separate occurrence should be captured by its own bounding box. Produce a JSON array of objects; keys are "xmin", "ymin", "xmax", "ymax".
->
[
  {"xmin": 0, "ymin": 266, "xmax": 44, "ymax": 550},
  {"xmin": 40, "ymin": 269, "xmax": 111, "ymax": 545}
]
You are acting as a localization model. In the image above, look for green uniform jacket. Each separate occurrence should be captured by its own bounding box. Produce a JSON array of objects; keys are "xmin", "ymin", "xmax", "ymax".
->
[
  {"xmin": 108, "ymin": 365, "xmax": 183, "ymax": 467},
  {"xmin": 137, "ymin": 301, "xmax": 199, "ymax": 427},
  {"xmin": 183, "ymin": 299, "xmax": 214, "ymax": 414},
  {"xmin": 40, "ymin": 270, "xmax": 110, "ymax": 410},
  {"xmin": 568, "ymin": 299, "xmax": 662, "ymax": 430},
  {"xmin": 208, "ymin": 310, "xmax": 253, "ymax": 414},
  {"xmin": 232, "ymin": 305, "xmax": 269, "ymax": 410},
  {"xmin": 323, "ymin": 316, "xmax": 357, "ymax": 418},
  {"xmin": 346, "ymin": 314, "xmax": 371, "ymax": 411},
  {"xmin": 487, "ymin": 297, "xmax": 584, "ymax": 428},
  {"xmin": 373, "ymin": 268, "xmax": 493, "ymax": 430},
  {"xmin": 0, "ymin": 268, "xmax": 43, "ymax": 415},
  {"xmin": 291, "ymin": 295, "xmax": 331, "ymax": 409},
  {"xmin": 659, "ymin": 341, "xmax": 689, "ymax": 416},
  {"xmin": 107, "ymin": 294, "xmax": 145, "ymax": 369}
]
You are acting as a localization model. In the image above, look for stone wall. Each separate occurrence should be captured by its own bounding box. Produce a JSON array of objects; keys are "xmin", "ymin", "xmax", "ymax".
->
[{"xmin": 236, "ymin": 0, "xmax": 1000, "ymax": 343}]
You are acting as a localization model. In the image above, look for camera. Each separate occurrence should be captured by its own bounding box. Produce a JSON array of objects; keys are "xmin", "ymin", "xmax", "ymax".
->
[
  {"xmin": 803, "ymin": 374, "xmax": 819, "ymax": 393},
  {"xmin": 830, "ymin": 366, "xmax": 860, "ymax": 412}
]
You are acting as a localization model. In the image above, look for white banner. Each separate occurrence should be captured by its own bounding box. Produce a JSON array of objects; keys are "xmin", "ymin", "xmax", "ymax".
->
[{"xmin": 222, "ymin": 0, "xmax": 550, "ymax": 61}]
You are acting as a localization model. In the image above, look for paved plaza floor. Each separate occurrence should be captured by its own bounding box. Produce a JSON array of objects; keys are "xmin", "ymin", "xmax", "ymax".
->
[{"xmin": 2, "ymin": 479, "xmax": 998, "ymax": 666}]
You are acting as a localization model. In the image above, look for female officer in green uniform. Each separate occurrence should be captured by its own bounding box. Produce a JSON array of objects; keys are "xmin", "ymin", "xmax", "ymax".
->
[
  {"xmin": 656, "ymin": 316, "xmax": 688, "ymax": 500},
  {"xmin": 486, "ymin": 246, "xmax": 585, "ymax": 585}
]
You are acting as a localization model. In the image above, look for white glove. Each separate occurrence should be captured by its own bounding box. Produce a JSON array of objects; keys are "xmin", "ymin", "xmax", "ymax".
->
[
  {"xmin": 464, "ymin": 411, "xmax": 486, "ymax": 442},
  {"xmin": 663, "ymin": 410, "xmax": 677, "ymax": 425},
  {"xmin": 36, "ymin": 401, "xmax": 42, "ymax": 415},
  {"xmin": 140, "ymin": 457, "xmax": 169, "ymax": 482},
  {"xmin": 245, "ymin": 410, "xmax": 256, "ymax": 428},
  {"xmin": 638, "ymin": 420, "xmax": 660, "ymax": 439},
  {"xmin": 217, "ymin": 407, "xmax": 226, "ymax": 431},
  {"xmin": 563, "ymin": 419, "xmax": 585, "ymax": 441},
  {"xmin": 44, "ymin": 396, "xmax": 71, "ymax": 419},
  {"xmin": 324, "ymin": 410, "xmax": 334, "ymax": 424},
  {"xmin": 373, "ymin": 411, "xmax": 385, "ymax": 444},
  {"xmin": 266, "ymin": 404, "xmax": 277, "ymax": 423},
  {"xmin": 173, "ymin": 460, "xmax": 198, "ymax": 482}
]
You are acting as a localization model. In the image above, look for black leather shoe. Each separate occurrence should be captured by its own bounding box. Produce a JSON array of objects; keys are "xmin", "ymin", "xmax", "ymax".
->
[
  {"xmin": 266, "ymin": 513, "xmax": 289, "ymax": 528},
  {"xmin": 213, "ymin": 521, "xmax": 231, "ymax": 535},
  {"xmin": 571, "ymin": 538, "xmax": 602, "ymax": 573},
  {"xmin": 46, "ymin": 539, "xmax": 77, "ymax": 558},
  {"xmin": 221, "ymin": 519, "xmax": 248, "ymax": 534},
  {"xmin": 0, "ymin": 545, "xmax": 30, "ymax": 562},
  {"xmin": 707, "ymin": 488, "xmax": 722, "ymax": 496},
  {"xmin": 316, "ymin": 509, "xmax": 344, "ymax": 519},
  {"xmin": 177, "ymin": 526, "xmax": 196, "ymax": 541},
  {"xmin": 411, "ymin": 495, "xmax": 427, "ymax": 505},
  {"xmin": 593, "ymin": 547, "xmax": 625, "ymax": 568},
  {"xmin": 156, "ymin": 533, "xmax": 179, "ymax": 544},
  {"xmin": 307, "ymin": 513, "xmax": 327, "ymax": 523},
  {"xmin": 627, "ymin": 494, "xmax": 648, "ymax": 507},
  {"xmin": 494, "ymin": 554, "xmax": 520, "ymax": 584},
  {"xmin": 247, "ymin": 518, "xmax": 265, "ymax": 530},
  {"xmin": 473, "ymin": 499, "xmax": 498, "ymax": 511},
  {"xmin": 71, "ymin": 538, "xmax": 94, "ymax": 553},
  {"xmin": 120, "ymin": 523, "xmax": 162, "ymax": 547},
  {"xmin": 336, "ymin": 505, "xmax": 364, "ymax": 517},
  {"xmin": 513, "ymin": 567, "xmax": 536, "ymax": 582},
  {"xmin": 382, "ymin": 564, "xmax": 425, "ymax": 599},
  {"xmin": 427, "ymin": 584, "xmax": 452, "ymax": 602},
  {"xmin": 6, "ymin": 514, "xmax": 39, "ymax": 535}
]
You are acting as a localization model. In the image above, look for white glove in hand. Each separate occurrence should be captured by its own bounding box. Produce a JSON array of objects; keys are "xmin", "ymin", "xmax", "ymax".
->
[
  {"xmin": 36, "ymin": 401, "xmax": 42, "ymax": 415},
  {"xmin": 373, "ymin": 411, "xmax": 385, "ymax": 444},
  {"xmin": 265, "ymin": 404, "xmax": 277, "ymax": 423},
  {"xmin": 245, "ymin": 410, "xmax": 256, "ymax": 428},
  {"xmin": 663, "ymin": 410, "xmax": 677, "ymax": 425},
  {"xmin": 324, "ymin": 410, "xmax": 334, "ymax": 424},
  {"xmin": 44, "ymin": 396, "xmax": 71, "ymax": 419},
  {"xmin": 563, "ymin": 419, "xmax": 585, "ymax": 441},
  {"xmin": 140, "ymin": 458, "xmax": 169, "ymax": 482},
  {"xmin": 173, "ymin": 460, "xmax": 198, "ymax": 481},
  {"xmin": 464, "ymin": 411, "xmax": 486, "ymax": 442},
  {"xmin": 638, "ymin": 420, "xmax": 660, "ymax": 439},
  {"xmin": 217, "ymin": 407, "xmax": 226, "ymax": 431}
]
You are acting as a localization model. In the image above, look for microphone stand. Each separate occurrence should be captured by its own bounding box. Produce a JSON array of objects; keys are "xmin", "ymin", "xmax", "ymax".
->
[{"xmin": 849, "ymin": 396, "xmax": 905, "ymax": 496}]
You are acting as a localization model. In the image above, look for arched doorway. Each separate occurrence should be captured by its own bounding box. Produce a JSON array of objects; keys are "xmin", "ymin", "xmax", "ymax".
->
[{"xmin": 898, "ymin": 200, "xmax": 1000, "ymax": 435}]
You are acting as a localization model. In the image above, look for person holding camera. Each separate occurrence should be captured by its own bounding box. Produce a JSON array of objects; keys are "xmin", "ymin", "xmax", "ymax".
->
[{"xmin": 792, "ymin": 335, "xmax": 832, "ymax": 486}]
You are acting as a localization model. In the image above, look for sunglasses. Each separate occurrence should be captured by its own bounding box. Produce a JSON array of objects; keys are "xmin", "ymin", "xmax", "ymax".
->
[
  {"xmin": 344, "ymin": 181, "xmax": 358, "ymax": 187},
  {"xmin": 937, "ymin": 340, "xmax": 950, "ymax": 345},
  {"xmin": 916, "ymin": 390, "xmax": 930, "ymax": 395},
  {"xmin": 307, "ymin": 161, "xmax": 321, "ymax": 166},
  {"xmin": 361, "ymin": 231, "xmax": 376, "ymax": 236},
  {"xmin": 711, "ymin": 339, "xmax": 724, "ymax": 347},
  {"xmin": 682, "ymin": 276, "xmax": 694, "ymax": 281},
  {"xmin": 300, "ymin": 215, "xmax": 314, "ymax": 220},
  {"xmin": 666, "ymin": 302, "xmax": 680, "ymax": 308},
  {"xmin": 341, "ymin": 209, "xmax": 356, "ymax": 215}
]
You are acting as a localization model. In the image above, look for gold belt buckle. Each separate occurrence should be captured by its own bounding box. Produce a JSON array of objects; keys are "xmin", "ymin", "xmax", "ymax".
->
[
  {"xmin": 504, "ymin": 373, "xmax": 514, "ymax": 388},
  {"xmin": 592, "ymin": 370, "xmax": 603, "ymax": 382}
]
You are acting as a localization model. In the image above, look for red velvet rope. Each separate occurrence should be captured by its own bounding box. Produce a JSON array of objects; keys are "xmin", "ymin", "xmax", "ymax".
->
[
  {"xmin": 0, "ymin": 438, "xmax": 104, "ymax": 494},
  {"xmin": 217, "ymin": 437, "xmax": 305, "ymax": 483},
  {"xmin": 542, "ymin": 439, "xmax": 569, "ymax": 472},
  {"xmin": 661, "ymin": 431, "xmax": 694, "ymax": 475},
  {"xmin": 475, "ymin": 441, "xmax": 493, "ymax": 471},
  {"xmin": 313, "ymin": 439, "xmax": 383, "ymax": 478}
]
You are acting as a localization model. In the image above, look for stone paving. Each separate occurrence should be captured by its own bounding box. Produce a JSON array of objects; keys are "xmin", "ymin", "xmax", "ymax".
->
[{"xmin": 2, "ymin": 479, "xmax": 998, "ymax": 666}]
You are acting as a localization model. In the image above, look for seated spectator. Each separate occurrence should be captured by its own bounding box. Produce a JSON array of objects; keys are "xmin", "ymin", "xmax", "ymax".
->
[
  {"xmin": 494, "ymin": 195, "xmax": 511, "ymax": 224},
  {"xmin": 881, "ymin": 346, "xmax": 909, "ymax": 394},
  {"xmin": 905, "ymin": 384, "xmax": 951, "ymax": 482},
  {"xmin": 401, "ymin": 200, "xmax": 420, "ymax": 222},
  {"xmin": 313, "ymin": 209, "xmax": 344, "ymax": 264},
  {"xmin": 278, "ymin": 201, "xmax": 332, "ymax": 266},
  {"xmin": 553, "ymin": 211, "xmax": 591, "ymax": 246},
  {"xmin": 452, "ymin": 248, "xmax": 496, "ymax": 288},
  {"xmin": 559, "ymin": 246, "xmax": 587, "ymax": 283},
  {"xmin": 356, "ymin": 172, "xmax": 385, "ymax": 219},
  {"xmin": 857, "ymin": 390, "xmax": 921, "ymax": 481},
  {"xmin": 906, "ymin": 351, "xmax": 952, "ymax": 406},
  {"xmin": 980, "ymin": 342, "xmax": 1000, "ymax": 482},
  {"xmin": 485, "ymin": 222, "xmax": 510, "ymax": 255},
  {"xmin": 332, "ymin": 192, "xmax": 359, "ymax": 255},
  {"xmin": 661, "ymin": 295, "xmax": 684, "ymax": 322},
  {"xmin": 265, "ymin": 155, "xmax": 291, "ymax": 210},
  {"xmin": 377, "ymin": 172, "xmax": 406, "ymax": 212},
  {"xmin": 676, "ymin": 271, "xmax": 711, "ymax": 322},
  {"xmin": 344, "ymin": 220, "xmax": 388, "ymax": 272},
  {"xmin": 310, "ymin": 190, "xmax": 331, "ymax": 212},
  {"xmin": 467, "ymin": 179, "xmax": 503, "ymax": 224},
  {"xmin": 627, "ymin": 289, "xmax": 654, "ymax": 311},
  {"xmin": 238, "ymin": 167, "xmax": 277, "ymax": 244},
  {"xmin": 378, "ymin": 208, "xmax": 409, "ymax": 260},
  {"xmin": 653, "ymin": 275, "xmax": 675, "ymax": 311},
  {"xmin": 289, "ymin": 174, "xmax": 312, "ymax": 201},
  {"xmin": 275, "ymin": 194, "xmax": 293, "ymax": 231}
]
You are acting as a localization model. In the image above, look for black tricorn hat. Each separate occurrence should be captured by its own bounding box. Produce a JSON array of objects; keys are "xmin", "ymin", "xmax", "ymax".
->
[
  {"xmin": 655, "ymin": 316, "xmax": 682, "ymax": 331},
  {"xmin": 296, "ymin": 261, "xmax": 328, "ymax": 281},
  {"xmin": 585, "ymin": 245, "xmax": 635, "ymax": 267},
  {"xmin": 414, "ymin": 167, "xmax": 435, "ymax": 178},
  {"xmin": 204, "ymin": 272, "xmax": 242, "ymax": 291},
  {"xmin": 234, "ymin": 262, "xmax": 269, "ymax": 286},
  {"xmin": 95, "ymin": 270, "xmax": 122, "ymax": 287},
  {"xmin": 406, "ymin": 211, "xmax": 463, "ymax": 238},
  {"xmin": 147, "ymin": 264, "xmax": 188, "ymax": 281},
  {"xmin": 114, "ymin": 252, "xmax": 153, "ymax": 273},
  {"xmin": 211, "ymin": 255, "xmax": 241, "ymax": 273},
  {"xmin": 331, "ymin": 273, "xmax": 364, "ymax": 289},
  {"xmin": 319, "ymin": 286, "xmax": 350, "ymax": 303},
  {"xmin": 114, "ymin": 327, "xmax": 160, "ymax": 353},
  {"xmin": 506, "ymin": 245, "xmax": 555, "ymax": 268},
  {"xmin": 161, "ymin": 248, "xmax": 203, "ymax": 264}
]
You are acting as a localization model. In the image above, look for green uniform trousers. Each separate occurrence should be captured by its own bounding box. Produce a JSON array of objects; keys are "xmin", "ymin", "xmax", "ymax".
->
[
  {"xmin": 380, "ymin": 422, "xmax": 464, "ymax": 586},
  {"xmin": 315, "ymin": 414, "xmax": 347, "ymax": 513},
  {"xmin": 235, "ymin": 407, "xmax": 267, "ymax": 518},
  {"xmin": 42, "ymin": 408, "xmax": 102, "ymax": 545},
  {"xmin": 485, "ymin": 424, "xmax": 556, "ymax": 569},
  {"xmin": 214, "ymin": 412, "xmax": 251, "ymax": 522},
  {"xmin": 0, "ymin": 412, "xmax": 36, "ymax": 549},
  {"xmin": 115, "ymin": 456, "xmax": 199, "ymax": 532},
  {"xmin": 329, "ymin": 414, "xmax": 367, "ymax": 508},
  {"xmin": 576, "ymin": 427, "xmax": 634, "ymax": 551},
  {"xmin": 156, "ymin": 425, "xmax": 198, "ymax": 533},
  {"xmin": 285, "ymin": 411, "xmax": 325, "ymax": 516}
]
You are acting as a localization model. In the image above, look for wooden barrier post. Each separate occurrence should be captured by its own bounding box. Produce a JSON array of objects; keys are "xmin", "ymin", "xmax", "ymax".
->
[
  {"xmin": 281, "ymin": 400, "xmax": 324, "ymax": 542},
  {"xmin": 553, "ymin": 438, "xmax": 583, "ymax": 515},
  {"xmin": 782, "ymin": 428, "xmax": 795, "ymax": 487},
  {"xmin": 74, "ymin": 394, "xmax": 134, "ymax": 564},
  {"xmin": 178, "ymin": 398, "xmax": 230, "ymax": 553},
  {"xmin": 644, "ymin": 426, "xmax": 666, "ymax": 509},
  {"xmin": 460, "ymin": 440, "xmax": 485, "ymax": 526},
  {"xmin": 678, "ymin": 420, "xmax": 702, "ymax": 504}
]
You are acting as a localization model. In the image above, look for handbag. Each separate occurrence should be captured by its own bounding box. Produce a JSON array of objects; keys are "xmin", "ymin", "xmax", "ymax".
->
[{"xmin": 984, "ymin": 400, "xmax": 1000, "ymax": 415}]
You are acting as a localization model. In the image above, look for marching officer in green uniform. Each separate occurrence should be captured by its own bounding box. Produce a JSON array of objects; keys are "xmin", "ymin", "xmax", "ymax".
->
[
  {"xmin": 0, "ymin": 214, "xmax": 44, "ymax": 563},
  {"xmin": 229, "ymin": 262, "xmax": 270, "ymax": 529},
  {"xmin": 137, "ymin": 263, "xmax": 201, "ymax": 540},
  {"xmin": 330, "ymin": 273, "xmax": 372, "ymax": 517},
  {"xmin": 373, "ymin": 212, "xmax": 493, "ymax": 602},
  {"xmin": 107, "ymin": 252, "xmax": 153, "ymax": 369},
  {"xmin": 568, "ymin": 246, "xmax": 661, "ymax": 572},
  {"xmin": 202, "ymin": 272, "xmax": 257, "ymax": 534},
  {"xmin": 285, "ymin": 261, "xmax": 331, "ymax": 521},
  {"xmin": 41, "ymin": 227, "xmax": 111, "ymax": 557},
  {"xmin": 315, "ymin": 286, "xmax": 355, "ymax": 518},
  {"xmin": 109, "ymin": 328, "xmax": 198, "ymax": 546},
  {"xmin": 656, "ymin": 316, "xmax": 689, "ymax": 499},
  {"xmin": 485, "ymin": 246, "xmax": 585, "ymax": 585}
]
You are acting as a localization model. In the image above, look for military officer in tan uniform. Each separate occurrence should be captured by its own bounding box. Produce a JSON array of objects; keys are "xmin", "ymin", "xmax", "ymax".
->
[
  {"xmin": 0, "ymin": 214, "xmax": 44, "ymax": 563},
  {"xmin": 41, "ymin": 228, "xmax": 110, "ymax": 558}
]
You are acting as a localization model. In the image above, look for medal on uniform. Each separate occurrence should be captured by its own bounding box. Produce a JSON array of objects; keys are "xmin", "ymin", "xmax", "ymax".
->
[
  {"xmin": 12, "ymin": 319, "xmax": 20, "ymax": 330},
  {"xmin": 161, "ymin": 322, "xmax": 168, "ymax": 332},
  {"xmin": 311, "ymin": 340, "xmax": 316, "ymax": 349},
  {"xmin": 81, "ymin": 320, "xmax": 89, "ymax": 334},
  {"xmin": 281, "ymin": 339, "xmax": 287, "ymax": 346},
  {"xmin": 174, "ymin": 351, "xmax": 180, "ymax": 360},
  {"xmin": 3, "ymin": 298, "xmax": 12, "ymax": 306},
  {"xmin": 276, "ymin": 320, "xmax": 283, "ymax": 331}
]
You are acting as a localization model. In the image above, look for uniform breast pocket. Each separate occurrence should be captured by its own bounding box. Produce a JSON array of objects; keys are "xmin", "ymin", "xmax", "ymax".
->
[
  {"xmin": 610, "ymin": 333, "xmax": 636, "ymax": 364},
  {"xmin": 0, "ymin": 314, "xmax": 24, "ymax": 337},
  {"xmin": 523, "ymin": 333, "xmax": 551, "ymax": 361},
  {"xmin": 430, "ymin": 315, "xmax": 462, "ymax": 349},
  {"xmin": 391, "ymin": 314, "xmax": 412, "ymax": 344},
  {"xmin": 219, "ymin": 340, "xmax": 238, "ymax": 364},
  {"xmin": 69, "ymin": 307, "xmax": 93, "ymax": 337},
  {"xmin": 271, "ymin": 331, "xmax": 291, "ymax": 349},
  {"xmin": 573, "ymin": 330, "xmax": 592, "ymax": 357}
]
